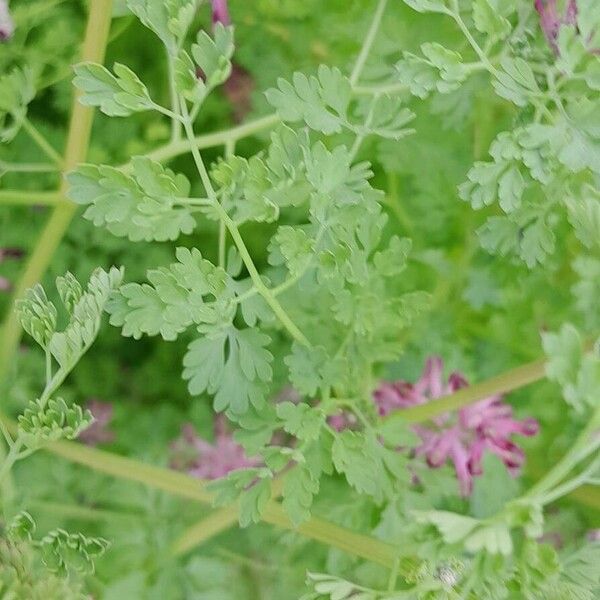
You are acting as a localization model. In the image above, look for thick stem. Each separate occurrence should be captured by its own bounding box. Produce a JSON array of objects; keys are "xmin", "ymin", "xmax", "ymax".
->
[
  {"xmin": 0, "ymin": 0, "xmax": 114, "ymax": 384},
  {"xmin": 383, "ymin": 356, "xmax": 547, "ymax": 424},
  {"xmin": 41, "ymin": 435, "xmax": 396, "ymax": 566},
  {"xmin": 0, "ymin": 190, "xmax": 64, "ymax": 207},
  {"xmin": 130, "ymin": 113, "xmax": 280, "ymax": 169}
]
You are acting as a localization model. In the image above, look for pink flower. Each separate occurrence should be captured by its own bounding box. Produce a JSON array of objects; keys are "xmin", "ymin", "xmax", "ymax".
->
[
  {"xmin": 0, "ymin": 0, "xmax": 14, "ymax": 41},
  {"xmin": 211, "ymin": 0, "xmax": 231, "ymax": 27},
  {"xmin": 78, "ymin": 400, "xmax": 115, "ymax": 446},
  {"xmin": 534, "ymin": 0, "xmax": 578, "ymax": 53},
  {"xmin": 170, "ymin": 415, "xmax": 260, "ymax": 480},
  {"xmin": 0, "ymin": 247, "xmax": 24, "ymax": 293},
  {"xmin": 374, "ymin": 357, "xmax": 539, "ymax": 496}
]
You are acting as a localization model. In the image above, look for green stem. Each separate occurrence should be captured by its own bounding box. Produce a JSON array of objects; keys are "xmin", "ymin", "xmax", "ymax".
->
[
  {"xmin": 20, "ymin": 119, "xmax": 64, "ymax": 167},
  {"xmin": 179, "ymin": 103, "xmax": 310, "ymax": 347},
  {"xmin": 527, "ymin": 407, "xmax": 600, "ymax": 501},
  {"xmin": 171, "ymin": 507, "xmax": 239, "ymax": 555},
  {"xmin": 131, "ymin": 113, "xmax": 280, "ymax": 169},
  {"xmin": 349, "ymin": 0, "xmax": 389, "ymax": 87},
  {"xmin": 38, "ymin": 435, "xmax": 396, "ymax": 566},
  {"xmin": 449, "ymin": 6, "xmax": 499, "ymax": 77},
  {"xmin": 383, "ymin": 356, "xmax": 548, "ymax": 424},
  {"xmin": 0, "ymin": 190, "xmax": 64, "ymax": 207},
  {"xmin": 0, "ymin": 440, "xmax": 22, "ymax": 486},
  {"xmin": 167, "ymin": 52, "xmax": 182, "ymax": 142},
  {"xmin": 353, "ymin": 82, "xmax": 407, "ymax": 96},
  {"xmin": 0, "ymin": 161, "xmax": 58, "ymax": 174}
]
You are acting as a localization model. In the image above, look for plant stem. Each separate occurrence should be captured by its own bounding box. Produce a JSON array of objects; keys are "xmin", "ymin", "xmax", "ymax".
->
[
  {"xmin": 0, "ymin": 0, "xmax": 114, "ymax": 384},
  {"xmin": 179, "ymin": 103, "xmax": 310, "ymax": 346},
  {"xmin": 20, "ymin": 119, "xmax": 64, "ymax": 167},
  {"xmin": 349, "ymin": 0, "xmax": 389, "ymax": 87},
  {"xmin": 0, "ymin": 190, "xmax": 64, "ymax": 207},
  {"xmin": 353, "ymin": 82, "xmax": 407, "ymax": 96},
  {"xmin": 527, "ymin": 406, "xmax": 600, "ymax": 501},
  {"xmin": 383, "ymin": 355, "xmax": 548, "ymax": 424},
  {"xmin": 171, "ymin": 507, "xmax": 239, "ymax": 555},
  {"xmin": 0, "ymin": 161, "xmax": 58, "ymax": 174},
  {"xmin": 130, "ymin": 113, "xmax": 280, "ymax": 169},
  {"xmin": 39, "ymin": 434, "xmax": 396, "ymax": 566}
]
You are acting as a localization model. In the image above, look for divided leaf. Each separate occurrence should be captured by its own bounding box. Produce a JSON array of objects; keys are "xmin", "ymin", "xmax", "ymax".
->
[
  {"xmin": 18, "ymin": 397, "xmax": 93, "ymax": 449},
  {"xmin": 183, "ymin": 326, "xmax": 273, "ymax": 415},
  {"xmin": 107, "ymin": 247, "xmax": 229, "ymax": 340},
  {"xmin": 67, "ymin": 157, "xmax": 195, "ymax": 242},
  {"xmin": 265, "ymin": 65, "xmax": 352, "ymax": 134},
  {"xmin": 73, "ymin": 62, "xmax": 154, "ymax": 117},
  {"xmin": 40, "ymin": 529, "xmax": 110, "ymax": 574}
]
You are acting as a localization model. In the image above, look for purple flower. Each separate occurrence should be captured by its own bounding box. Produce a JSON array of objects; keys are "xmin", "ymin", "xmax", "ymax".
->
[
  {"xmin": 0, "ymin": 0, "xmax": 14, "ymax": 41},
  {"xmin": 78, "ymin": 400, "xmax": 115, "ymax": 446},
  {"xmin": 211, "ymin": 0, "xmax": 231, "ymax": 27},
  {"xmin": 0, "ymin": 247, "xmax": 24, "ymax": 293},
  {"xmin": 374, "ymin": 357, "xmax": 539, "ymax": 496},
  {"xmin": 588, "ymin": 529, "xmax": 600, "ymax": 542},
  {"xmin": 534, "ymin": 0, "xmax": 578, "ymax": 53},
  {"xmin": 170, "ymin": 415, "xmax": 260, "ymax": 480}
]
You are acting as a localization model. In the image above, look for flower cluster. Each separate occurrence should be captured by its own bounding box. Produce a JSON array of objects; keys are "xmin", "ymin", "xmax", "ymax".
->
[
  {"xmin": 0, "ymin": 0, "xmax": 13, "ymax": 41},
  {"xmin": 374, "ymin": 357, "xmax": 539, "ymax": 495},
  {"xmin": 534, "ymin": 0, "xmax": 578, "ymax": 53},
  {"xmin": 170, "ymin": 415, "xmax": 260, "ymax": 480},
  {"xmin": 0, "ymin": 247, "xmax": 23, "ymax": 292},
  {"xmin": 211, "ymin": 0, "xmax": 230, "ymax": 27},
  {"xmin": 78, "ymin": 400, "xmax": 115, "ymax": 446}
]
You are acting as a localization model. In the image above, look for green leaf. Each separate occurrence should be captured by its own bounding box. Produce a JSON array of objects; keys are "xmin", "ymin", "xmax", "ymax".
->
[
  {"xmin": 282, "ymin": 465, "xmax": 320, "ymax": 526},
  {"xmin": 331, "ymin": 431, "xmax": 406, "ymax": 502},
  {"xmin": 473, "ymin": 0, "xmax": 511, "ymax": 39},
  {"xmin": 566, "ymin": 187, "xmax": 600, "ymax": 250},
  {"xmin": 542, "ymin": 323, "xmax": 583, "ymax": 386},
  {"xmin": 492, "ymin": 56, "xmax": 540, "ymax": 106},
  {"xmin": 6, "ymin": 511, "xmax": 36, "ymax": 541},
  {"xmin": 212, "ymin": 154, "xmax": 279, "ymax": 224},
  {"xmin": 396, "ymin": 43, "xmax": 468, "ymax": 99},
  {"xmin": 56, "ymin": 272, "xmax": 83, "ymax": 314},
  {"xmin": 0, "ymin": 67, "xmax": 35, "ymax": 142},
  {"xmin": 73, "ymin": 62, "xmax": 154, "ymax": 117},
  {"xmin": 18, "ymin": 397, "xmax": 94, "ymax": 449},
  {"xmin": 127, "ymin": 0, "xmax": 196, "ymax": 54},
  {"xmin": 107, "ymin": 247, "xmax": 229, "ymax": 340},
  {"xmin": 40, "ymin": 529, "xmax": 110, "ymax": 574},
  {"xmin": 356, "ymin": 95, "xmax": 415, "ymax": 141},
  {"xmin": 276, "ymin": 402, "xmax": 325, "ymax": 441},
  {"xmin": 48, "ymin": 267, "xmax": 124, "ymax": 372},
  {"xmin": 373, "ymin": 236, "xmax": 412, "ymax": 277},
  {"xmin": 401, "ymin": 0, "xmax": 450, "ymax": 13},
  {"xmin": 285, "ymin": 344, "xmax": 344, "ymax": 398},
  {"xmin": 268, "ymin": 226, "xmax": 315, "ymax": 278},
  {"xmin": 239, "ymin": 477, "xmax": 272, "ymax": 527},
  {"xmin": 191, "ymin": 23, "xmax": 234, "ymax": 88},
  {"xmin": 375, "ymin": 418, "xmax": 420, "ymax": 448},
  {"xmin": 209, "ymin": 469, "xmax": 272, "ymax": 527},
  {"xmin": 15, "ymin": 285, "xmax": 58, "ymax": 349},
  {"xmin": 183, "ymin": 326, "xmax": 273, "ymax": 415},
  {"xmin": 265, "ymin": 65, "xmax": 352, "ymax": 134},
  {"xmin": 67, "ymin": 158, "xmax": 195, "ymax": 242},
  {"xmin": 470, "ymin": 454, "xmax": 519, "ymax": 518},
  {"xmin": 415, "ymin": 510, "xmax": 513, "ymax": 555}
]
